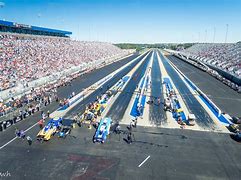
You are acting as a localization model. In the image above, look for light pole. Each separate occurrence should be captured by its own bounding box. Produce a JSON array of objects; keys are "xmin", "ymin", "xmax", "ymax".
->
[
  {"xmin": 198, "ymin": 32, "xmax": 200, "ymax": 43},
  {"xmin": 225, "ymin": 24, "xmax": 229, "ymax": 43},
  {"xmin": 213, "ymin": 27, "xmax": 216, "ymax": 43},
  {"xmin": 204, "ymin": 29, "xmax": 207, "ymax": 43},
  {"xmin": 88, "ymin": 24, "xmax": 91, "ymax": 41}
]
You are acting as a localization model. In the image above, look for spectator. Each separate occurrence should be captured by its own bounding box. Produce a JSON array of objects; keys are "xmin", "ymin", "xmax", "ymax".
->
[
  {"xmin": 26, "ymin": 136, "xmax": 32, "ymax": 146},
  {"xmin": 183, "ymin": 43, "xmax": 241, "ymax": 78},
  {"xmin": 0, "ymin": 33, "xmax": 128, "ymax": 91},
  {"xmin": 0, "ymin": 32, "xmax": 129, "ymax": 118}
]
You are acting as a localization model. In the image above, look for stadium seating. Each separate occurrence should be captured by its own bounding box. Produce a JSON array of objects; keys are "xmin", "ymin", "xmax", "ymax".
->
[
  {"xmin": 0, "ymin": 84, "xmax": 57, "ymax": 118},
  {"xmin": 183, "ymin": 43, "xmax": 241, "ymax": 77},
  {"xmin": 0, "ymin": 32, "xmax": 130, "ymax": 118},
  {"xmin": 0, "ymin": 33, "xmax": 128, "ymax": 91}
]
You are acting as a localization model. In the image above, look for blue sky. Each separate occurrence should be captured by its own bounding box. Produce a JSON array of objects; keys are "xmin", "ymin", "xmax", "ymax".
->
[{"xmin": 0, "ymin": 0, "xmax": 240, "ymax": 43}]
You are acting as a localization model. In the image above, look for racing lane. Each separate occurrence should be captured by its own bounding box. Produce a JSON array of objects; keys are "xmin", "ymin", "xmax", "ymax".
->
[
  {"xmin": 0, "ymin": 53, "xmax": 142, "ymax": 147},
  {"xmin": 65, "ymin": 51, "xmax": 151, "ymax": 117},
  {"xmin": 149, "ymin": 50, "xmax": 167, "ymax": 126},
  {"xmin": 106, "ymin": 51, "xmax": 153, "ymax": 122},
  {"xmin": 1, "ymin": 51, "xmax": 241, "ymax": 179},
  {"xmin": 167, "ymin": 55, "xmax": 241, "ymax": 117},
  {"xmin": 57, "ymin": 53, "xmax": 139, "ymax": 99},
  {"xmin": 158, "ymin": 51, "xmax": 216, "ymax": 129}
]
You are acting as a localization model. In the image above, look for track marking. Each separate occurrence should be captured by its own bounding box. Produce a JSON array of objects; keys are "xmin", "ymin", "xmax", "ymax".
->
[
  {"xmin": 1, "ymin": 53, "xmax": 150, "ymax": 150},
  {"xmin": 0, "ymin": 137, "xmax": 17, "ymax": 150},
  {"xmin": 138, "ymin": 155, "xmax": 150, "ymax": 167},
  {"xmin": 0, "ymin": 122, "xmax": 38, "ymax": 150}
]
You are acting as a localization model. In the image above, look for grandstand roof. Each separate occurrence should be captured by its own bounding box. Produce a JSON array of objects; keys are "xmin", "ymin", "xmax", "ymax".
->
[{"xmin": 0, "ymin": 19, "xmax": 72, "ymax": 37}]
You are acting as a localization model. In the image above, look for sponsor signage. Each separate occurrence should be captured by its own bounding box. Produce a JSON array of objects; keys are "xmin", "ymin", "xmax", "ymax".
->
[{"xmin": 14, "ymin": 23, "xmax": 31, "ymax": 29}]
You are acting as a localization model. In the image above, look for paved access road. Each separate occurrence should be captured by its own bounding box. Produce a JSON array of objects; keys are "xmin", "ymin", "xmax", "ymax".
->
[{"xmin": 167, "ymin": 55, "xmax": 241, "ymax": 117}]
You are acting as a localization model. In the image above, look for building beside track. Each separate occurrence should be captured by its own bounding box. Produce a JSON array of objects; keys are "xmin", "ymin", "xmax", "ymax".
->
[{"xmin": 0, "ymin": 19, "xmax": 72, "ymax": 37}]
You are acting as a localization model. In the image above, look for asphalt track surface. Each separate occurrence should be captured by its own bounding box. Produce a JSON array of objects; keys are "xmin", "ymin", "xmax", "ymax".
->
[
  {"xmin": 105, "ymin": 52, "xmax": 152, "ymax": 122},
  {"xmin": 158, "ymin": 51, "xmax": 216, "ymax": 129},
  {"xmin": 166, "ymin": 55, "xmax": 241, "ymax": 117},
  {"xmin": 57, "ymin": 53, "xmax": 139, "ymax": 99},
  {"xmin": 0, "ymin": 55, "xmax": 142, "ymax": 123},
  {"xmin": 1, "ymin": 50, "xmax": 241, "ymax": 180},
  {"xmin": 66, "ymin": 51, "xmax": 150, "ymax": 117},
  {"xmin": 0, "ymin": 53, "xmax": 141, "ymax": 147},
  {"xmin": 149, "ymin": 50, "xmax": 167, "ymax": 126},
  {"xmin": 1, "ymin": 125, "xmax": 241, "ymax": 180}
]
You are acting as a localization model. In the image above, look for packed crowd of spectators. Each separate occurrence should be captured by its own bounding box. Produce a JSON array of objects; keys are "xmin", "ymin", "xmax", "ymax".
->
[
  {"xmin": 0, "ymin": 69, "xmax": 86, "ymax": 120},
  {"xmin": 0, "ymin": 84, "xmax": 57, "ymax": 118},
  {"xmin": 0, "ymin": 33, "xmax": 128, "ymax": 91},
  {"xmin": 0, "ymin": 32, "xmax": 130, "ymax": 120},
  {"xmin": 183, "ymin": 43, "xmax": 241, "ymax": 77},
  {"xmin": 174, "ymin": 52, "xmax": 241, "ymax": 92}
]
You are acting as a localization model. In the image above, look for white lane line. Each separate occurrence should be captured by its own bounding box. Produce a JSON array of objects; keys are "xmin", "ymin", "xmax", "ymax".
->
[
  {"xmin": 0, "ymin": 137, "xmax": 17, "ymax": 150},
  {"xmin": 138, "ymin": 155, "xmax": 150, "ymax": 167},
  {"xmin": 1, "ymin": 53, "xmax": 149, "ymax": 150},
  {"xmin": 0, "ymin": 122, "xmax": 38, "ymax": 150}
]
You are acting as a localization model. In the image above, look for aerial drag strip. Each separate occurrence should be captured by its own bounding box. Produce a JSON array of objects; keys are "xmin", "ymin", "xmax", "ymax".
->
[
  {"xmin": 64, "ymin": 51, "xmax": 150, "ymax": 118},
  {"xmin": 105, "ymin": 51, "xmax": 152, "ymax": 122},
  {"xmin": 0, "ymin": 52, "xmax": 148, "ymax": 149},
  {"xmin": 0, "ymin": 50, "xmax": 240, "ymax": 180},
  {"xmin": 158, "ymin": 50, "xmax": 218, "ymax": 130},
  {"xmin": 103, "ymin": 49, "xmax": 230, "ymax": 132}
]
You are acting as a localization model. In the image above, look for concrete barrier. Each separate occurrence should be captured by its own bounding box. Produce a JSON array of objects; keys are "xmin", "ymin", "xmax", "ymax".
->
[{"xmin": 205, "ymin": 63, "xmax": 241, "ymax": 86}]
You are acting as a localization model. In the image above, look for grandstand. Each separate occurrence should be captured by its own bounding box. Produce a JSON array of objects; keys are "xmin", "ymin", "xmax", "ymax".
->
[
  {"xmin": 0, "ymin": 33, "xmax": 129, "ymax": 92},
  {"xmin": 183, "ymin": 43, "xmax": 241, "ymax": 78},
  {"xmin": 0, "ymin": 20, "xmax": 72, "ymax": 37},
  {"xmin": 0, "ymin": 20, "xmax": 131, "ymax": 95},
  {"xmin": 0, "ymin": 21, "xmax": 131, "ymax": 118}
]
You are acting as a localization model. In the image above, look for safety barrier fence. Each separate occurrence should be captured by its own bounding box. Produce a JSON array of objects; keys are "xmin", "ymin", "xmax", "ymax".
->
[{"xmin": 0, "ymin": 98, "xmax": 54, "ymax": 132}]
